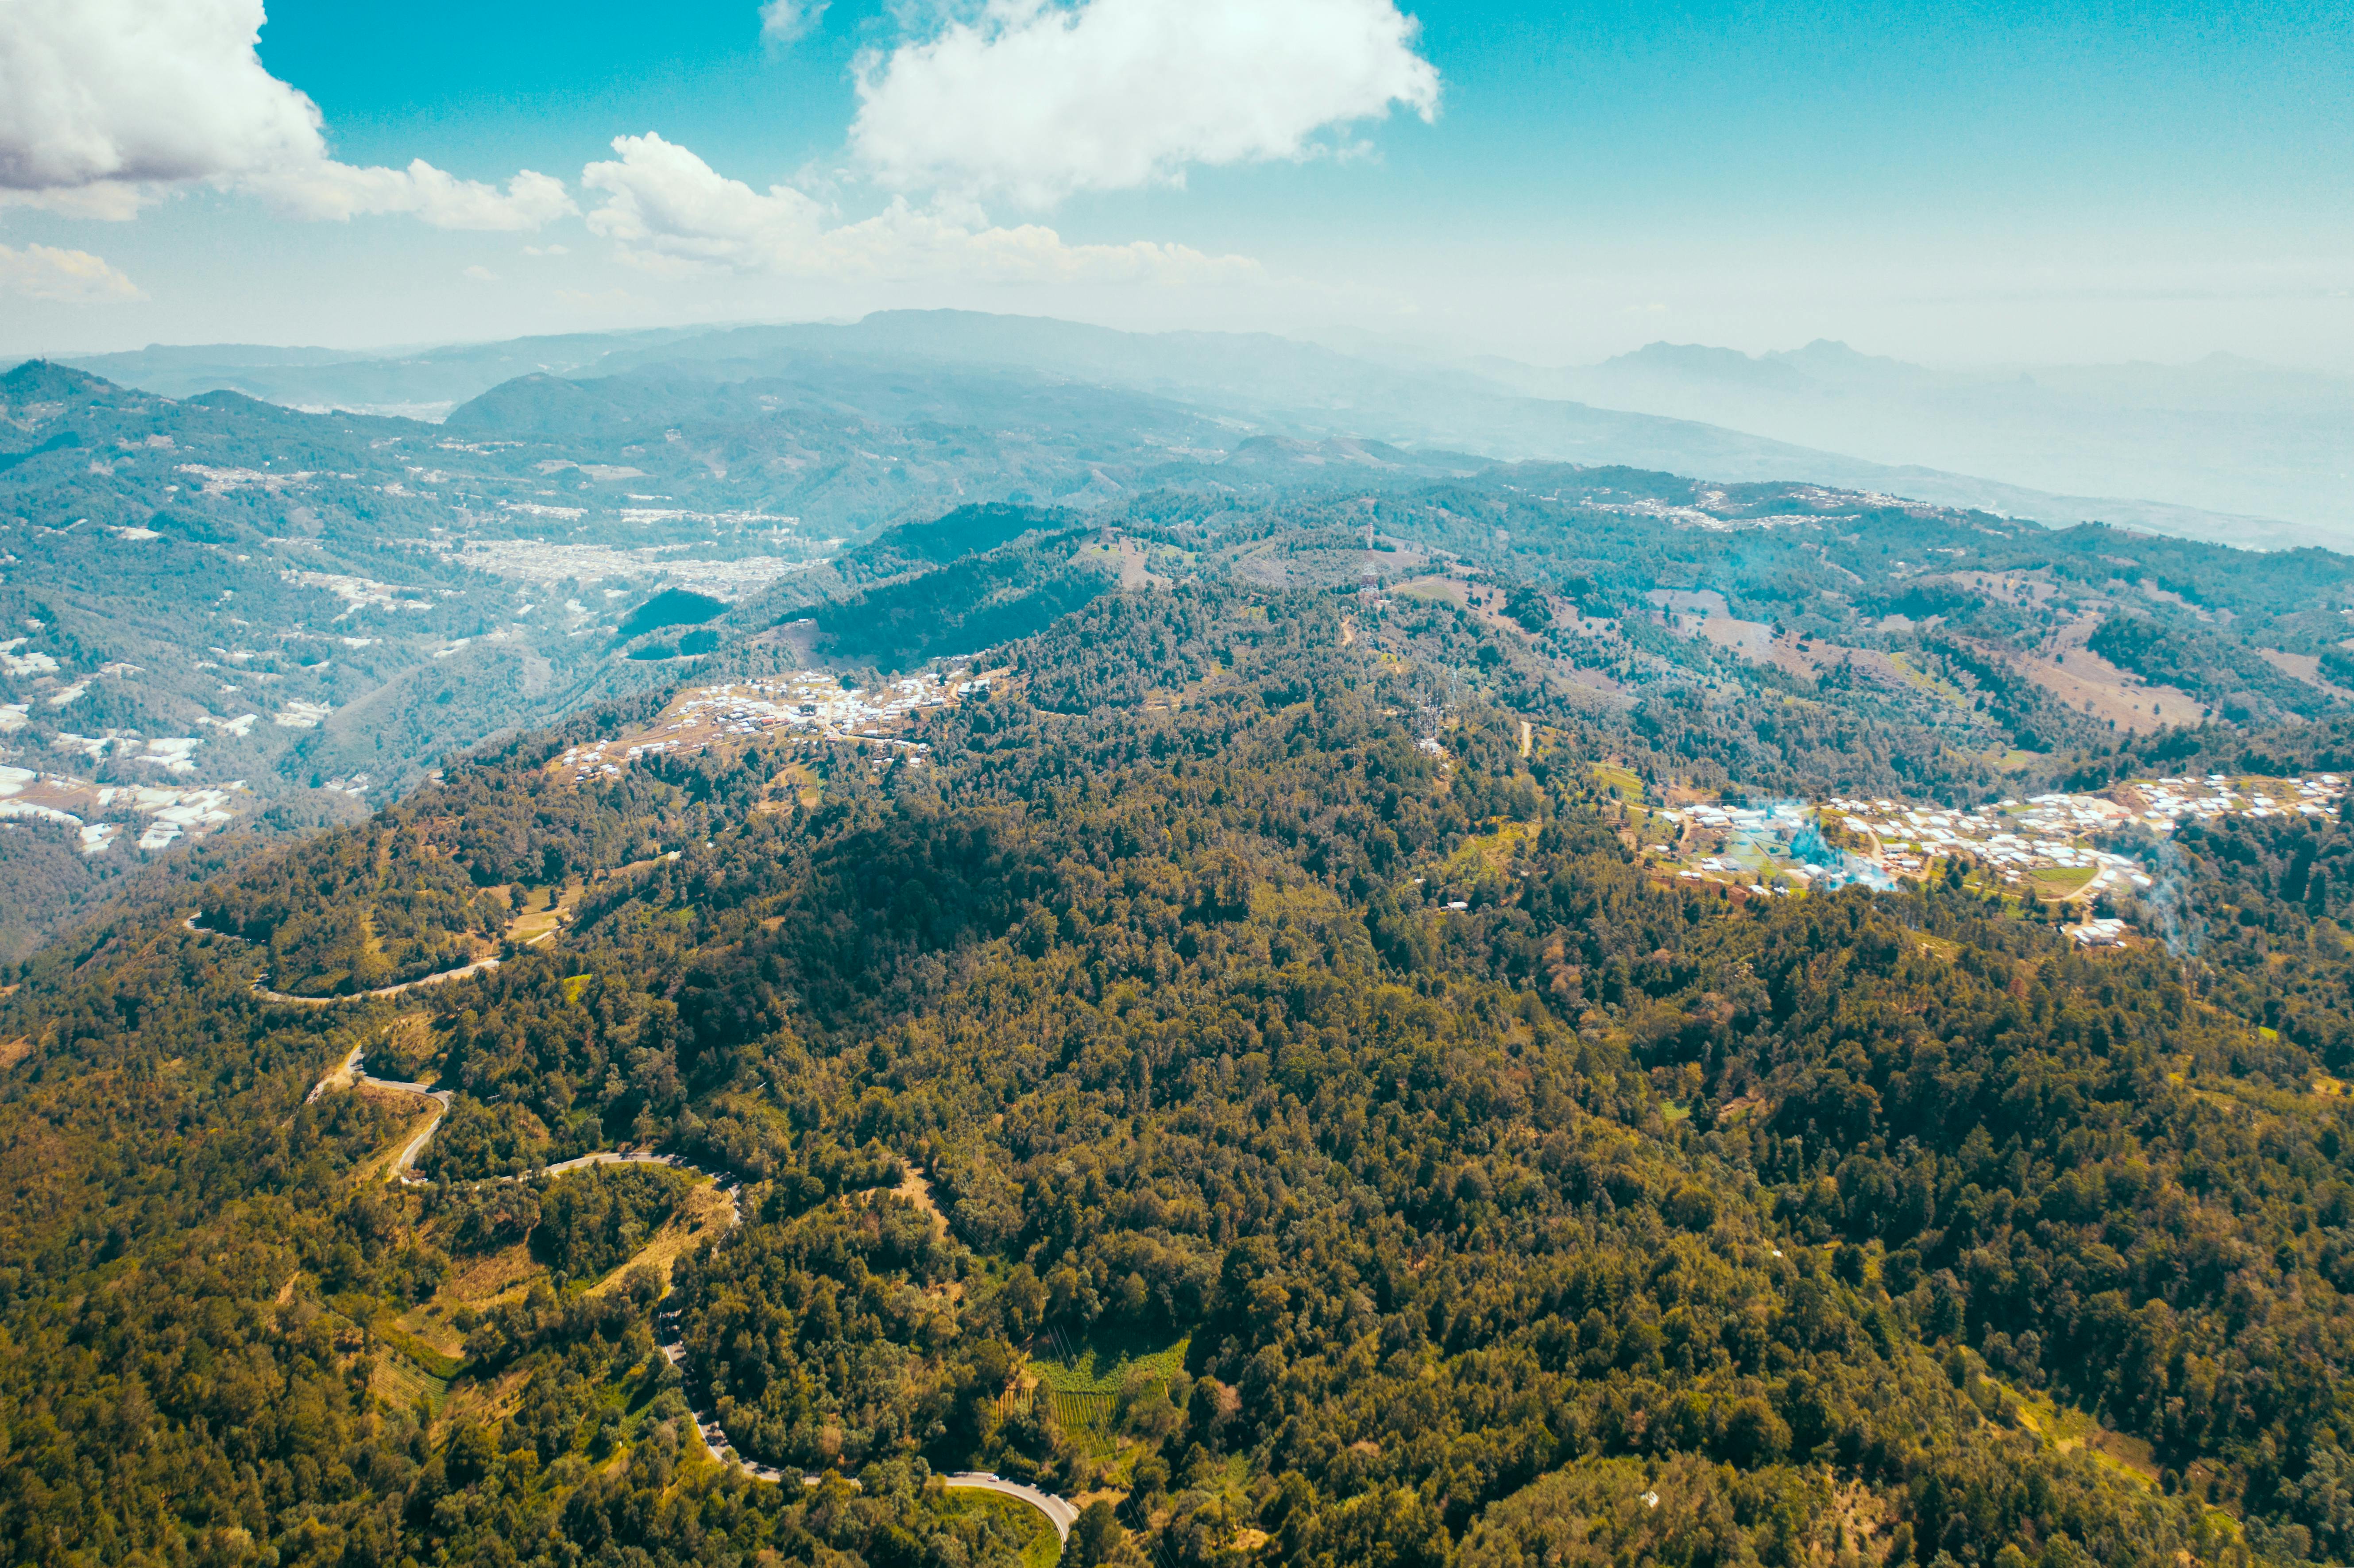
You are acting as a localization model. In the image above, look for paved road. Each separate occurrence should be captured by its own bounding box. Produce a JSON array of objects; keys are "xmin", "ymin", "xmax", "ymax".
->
[
  {"xmin": 186, "ymin": 913, "xmax": 505, "ymax": 1005},
  {"xmin": 940, "ymin": 1474, "xmax": 1078, "ymax": 1541},
  {"xmin": 306, "ymin": 1047, "xmax": 453, "ymax": 1180},
  {"xmin": 256, "ymin": 956, "xmax": 502, "ymax": 1006},
  {"xmin": 308, "ymin": 1062, "xmax": 1078, "ymax": 1542},
  {"xmin": 543, "ymin": 1149, "xmax": 697, "ymax": 1178}
]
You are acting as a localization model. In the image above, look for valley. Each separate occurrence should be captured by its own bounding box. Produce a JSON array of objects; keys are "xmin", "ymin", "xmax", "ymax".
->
[{"xmin": 6, "ymin": 321, "xmax": 2354, "ymax": 1568}]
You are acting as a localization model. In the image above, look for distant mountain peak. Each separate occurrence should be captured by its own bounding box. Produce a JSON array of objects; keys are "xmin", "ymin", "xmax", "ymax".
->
[
  {"xmin": 1777, "ymin": 338, "xmax": 1870, "ymax": 363},
  {"xmin": 0, "ymin": 359, "xmax": 117, "ymax": 402},
  {"xmin": 1767, "ymin": 339, "xmax": 1926, "ymax": 378},
  {"xmin": 1595, "ymin": 338, "xmax": 1933, "ymax": 388},
  {"xmin": 1601, "ymin": 341, "xmax": 1810, "ymax": 389},
  {"xmin": 1611, "ymin": 340, "xmax": 1759, "ymax": 368}
]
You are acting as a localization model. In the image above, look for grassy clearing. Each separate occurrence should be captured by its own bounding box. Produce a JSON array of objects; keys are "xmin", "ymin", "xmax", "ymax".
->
[
  {"xmin": 441, "ymin": 1238, "xmax": 541, "ymax": 1307},
  {"xmin": 375, "ymin": 1319, "xmax": 464, "ymax": 1380},
  {"xmin": 1591, "ymin": 762, "xmax": 1645, "ymax": 802},
  {"xmin": 437, "ymin": 1363, "xmax": 533, "ymax": 1430},
  {"xmin": 1029, "ymin": 1327, "xmax": 1187, "ymax": 1464},
  {"xmin": 370, "ymin": 1349, "xmax": 450, "ymax": 1412},
  {"xmin": 2027, "ymin": 865, "xmax": 2099, "ymax": 899},
  {"xmin": 1041, "ymin": 1388, "xmax": 1121, "ymax": 1459},
  {"xmin": 393, "ymin": 1296, "xmax": 471, "ymax": 1359},
  {"xmin": 1998, "ymin": 1378, "xmax": 2160, "ymax": 1486},
  {"xmin": 497, "ymin": 880, "xmax": 582, "ymax": 946},
  {"xmin": 933, "ymin": 1491, "xmax": 1060, "ymax": 1568},
  {"xmin": 585, "ymin": 1176, "xmax": 734, "ymax": 1296},
  {"xmin": 1393, "ymin": 575, "xmax": 1469, "ymax": 608},
  {"xmin": 1029, "ymin": 1327, "xmax": 1188, "ymax": 1393},
  {"xmin": 1446, "ymin": 819, "xmax": 1540, "ymax": 880}
]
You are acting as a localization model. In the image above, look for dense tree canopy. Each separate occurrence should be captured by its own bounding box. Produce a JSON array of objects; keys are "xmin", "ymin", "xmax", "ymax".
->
[{"xmin": 0, "ymin": 583, "xmax": 2345, "ymax": 1568}]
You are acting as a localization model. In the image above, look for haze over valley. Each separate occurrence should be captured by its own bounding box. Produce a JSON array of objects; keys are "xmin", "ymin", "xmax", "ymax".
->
[{"xmin": 0, "ymin": 2, "xmax": 2350, "ymax": 1567}]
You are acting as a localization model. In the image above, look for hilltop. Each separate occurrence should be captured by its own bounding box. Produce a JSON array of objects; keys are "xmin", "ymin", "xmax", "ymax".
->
[
  {"xmin": 4, "ymin": 541, "xmax": 2354, "ymax": 1564},
  {"xmin": 5, "ymin": 340, "xmax": 2354, "ymax": 959}
]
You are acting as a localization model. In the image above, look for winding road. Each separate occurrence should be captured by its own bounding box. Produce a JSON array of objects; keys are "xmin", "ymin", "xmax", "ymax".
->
[
  {"xmin": 306, "ymin": 1045, "xmax": 453, "ymax": 1183},
  {"xmin": 257, "ymin": 956, "xmax": 503, "ymax": 1005},
  {"xmin": 308, "ymin": 1055, "xmax": 1078, "ymax": 1545},
  {"xmin": 185, "ymin": 914, "xmax": 511, "ymax": 1005}
]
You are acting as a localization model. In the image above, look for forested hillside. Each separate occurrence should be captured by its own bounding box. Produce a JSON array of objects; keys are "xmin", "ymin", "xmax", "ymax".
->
[
  {"xmin": 2, "ymin": 579, "xmax": 2350, "ymax": 1568},
  {"xmin": 12, "ymin": 332, "xmax": 2354, "ymax": 966}
]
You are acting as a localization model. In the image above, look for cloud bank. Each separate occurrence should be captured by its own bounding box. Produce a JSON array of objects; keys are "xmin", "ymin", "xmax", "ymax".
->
[
  {"xmin": 0, "ymin": 0, "xmax": 571, "ymax": 228},
  {"xmin": 851, "ymin": 0, "xmax": 1442, "ymax": 206},
  {"xmin": 0, "ymin": 0, "xmax": 1443, "ymax": 310},
  {"xmin": 568, "ymin": 2, "xmax": 1443, "ymax": 298},
  {"xmin": 245, "ymin": 161, "xmax": 575, "ymax": 231},
  {"xmin": 0, "ymin": 241, "xmax": 143, "ymax": 302},
  {"xmin": 583, "ymin": 133, "xmax": 1260, "ymax": 284}
]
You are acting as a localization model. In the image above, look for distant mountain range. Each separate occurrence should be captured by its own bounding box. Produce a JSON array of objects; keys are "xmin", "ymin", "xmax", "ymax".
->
[
  {"xmin": 61, "ymin": 329, "xmax": 713, "ymax": 420},
  {"xmin": 50, "ymin": 311, "xmax": 2347, "ymax": 551},
  {"xmin": 1454, "ymin": 337, "xmax": 2354, "ymax": 542}
]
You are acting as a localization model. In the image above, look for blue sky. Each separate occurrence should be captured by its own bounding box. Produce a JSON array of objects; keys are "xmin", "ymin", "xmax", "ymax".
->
[{"xmin": 1, "ymin": 0, "xmax": 2347, "ymax": 367}]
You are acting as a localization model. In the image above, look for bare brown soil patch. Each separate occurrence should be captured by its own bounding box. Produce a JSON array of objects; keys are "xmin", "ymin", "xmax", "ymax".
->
[
  {"xmin": 1676, "ymin": 615, "xmax": 1910, "ymax": 689},
  {"xmin": 748, "ymin": 619, "xmax": 819, "ymax": 661},
  {"xmin": 1820, "ymin": 1480, "xmax": 1895, "ymax": 1564},
  {"xmin": 1647, "ymin": 589, "xmax": 1730, "ymax": 616},
  {"xmin": 1072, "ymin": 535, "xmax": 1164, "ymax": 591},
  {"xmin": 1938, "ymin": 568, "xmax": 2062, "ymax": 608},
  {"xmin": 1688, "ymin": 615, "xmax": 1807, "ymax": 675},
  {"xmin": 2259, "ymin": 648, "xmax": 2354, "ymax": 702},
  {"xmin": 1983, "ymin": 615, "xmax": 2201, "ymax": 732}
]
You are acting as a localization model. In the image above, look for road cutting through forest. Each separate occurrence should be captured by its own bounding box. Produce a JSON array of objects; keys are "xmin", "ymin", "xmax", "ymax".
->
[{"xmin": 307, "ymin": 1052, "xmax": 1078, "ymax": 1544}]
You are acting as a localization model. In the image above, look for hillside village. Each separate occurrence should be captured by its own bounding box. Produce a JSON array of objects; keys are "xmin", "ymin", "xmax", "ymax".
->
[
  {"xmin": 553, "ymin": 666, "xmax": 994, "ymax": 783},
  {"xmin": 1653, "ymin": 772, "xmax": 2349, "ymax": 939}
]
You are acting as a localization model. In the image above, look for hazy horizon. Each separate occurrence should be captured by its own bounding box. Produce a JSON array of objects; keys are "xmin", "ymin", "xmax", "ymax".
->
[
  {"xmin": 26, "ymin": 316, "xmax": 2354, "ymax": 382},
  {"xmin": 2, "ymin": 0, "xmax": 2348, "ymax": 373}
]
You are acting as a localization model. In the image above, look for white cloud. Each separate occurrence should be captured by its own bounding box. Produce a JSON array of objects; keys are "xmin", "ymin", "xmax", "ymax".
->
[
  {"xmin": 582, "ymin": 132, "xmax": 1260, "ymax": 284},
  {"xmin": 0, "ymin": 0, "xmax": 318, "ymax": 190},
  {"xmin": 523, "ymin": 243, "xmax": 571, "ymax": 256},
  {"xmin": 0, "ymin": 0, "xmax": 572, "ymax": 228},
  {"xmin": 246, "ymin": 160, "xmax": 576, "ymax": 230},
  {"xmin": 463, "ymin": 264, "xmax": 499, "ymax": 282},
  {"xmin": 760, "ymin": 0, "xmax": 830, "ymax": 45},
  {"xmin": 0, "ymin": 241, "xmax": 143, "ymax": 302},
  {"xmin": 850, "ymin": 0, "xmax": 1441, "ymax": 207}
]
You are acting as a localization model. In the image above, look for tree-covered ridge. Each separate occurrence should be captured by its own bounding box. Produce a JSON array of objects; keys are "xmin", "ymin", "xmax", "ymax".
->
[
  {"xmin": 201, "ymin": 822, "xmax": 506, "ymax": 995},
  {"xmin": 4, "ymin": 581, "xmax": 2354, "ymax": 1568},
  {"xmin": 11, "ymin": 339, "xmax": 2354, "ymax": 969}
]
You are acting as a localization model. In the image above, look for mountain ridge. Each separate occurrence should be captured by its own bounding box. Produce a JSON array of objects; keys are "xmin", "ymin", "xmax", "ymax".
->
[{"xmin": 31, "ymin": 310, "xmax": 2331, "ymax": 548}]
